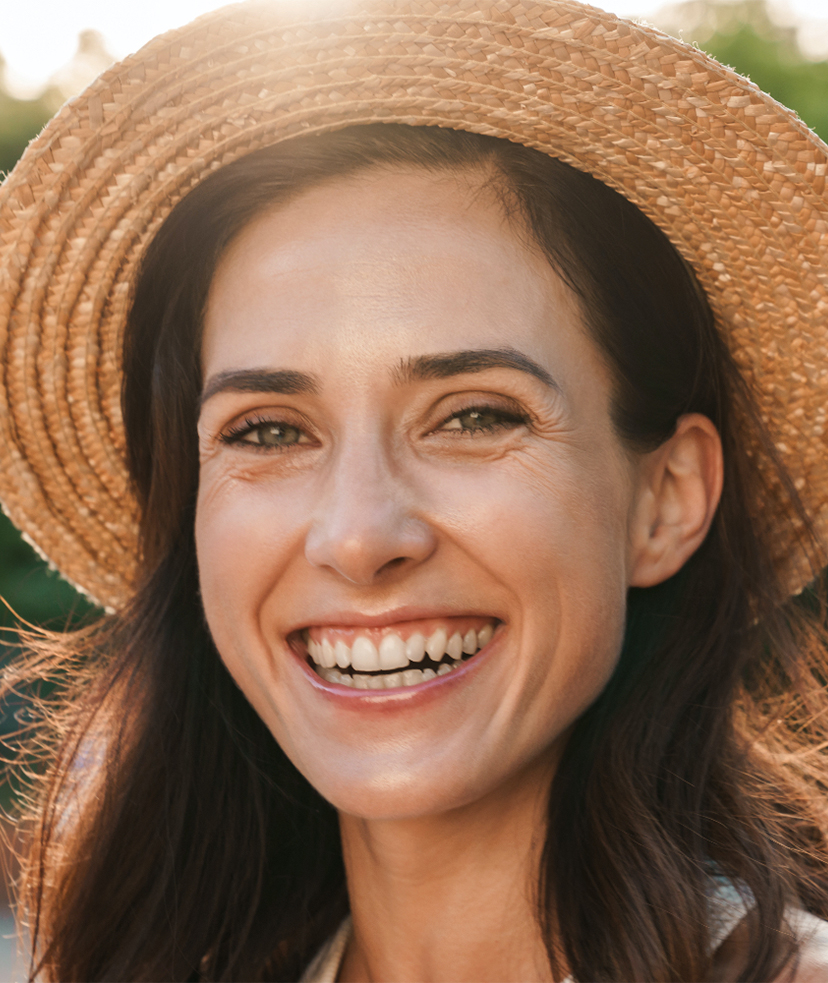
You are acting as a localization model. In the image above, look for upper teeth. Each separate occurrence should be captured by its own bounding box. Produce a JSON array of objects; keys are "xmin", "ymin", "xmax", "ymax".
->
[{"xmin": 306, "ymin": 623, "xmax": 494, "ymax": 673}]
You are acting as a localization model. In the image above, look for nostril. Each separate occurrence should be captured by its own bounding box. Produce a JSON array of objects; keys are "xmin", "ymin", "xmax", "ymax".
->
[{"xmin": 380, "ymin": 556, "xmax": 408, "ymax": 573}]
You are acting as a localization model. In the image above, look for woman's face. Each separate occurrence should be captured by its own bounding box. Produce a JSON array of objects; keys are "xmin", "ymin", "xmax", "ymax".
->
[{"xmin": 196, "ymin": 166, "xmax": 647, "ymax": 819}]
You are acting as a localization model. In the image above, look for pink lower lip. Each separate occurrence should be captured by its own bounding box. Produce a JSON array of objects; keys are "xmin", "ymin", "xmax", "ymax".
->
[{"xmin": 290, "ymin": 629, "xmax": 500, "ymax": 709}]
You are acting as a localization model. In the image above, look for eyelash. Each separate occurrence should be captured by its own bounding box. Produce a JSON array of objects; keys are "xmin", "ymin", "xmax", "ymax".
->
[
  {"xmin": 220, "ymin": 402, "xmax": 528, "ymax": 449},
  {"xmin": 220, "ymin": 414, "xmax": 310, "ymax": 451}
]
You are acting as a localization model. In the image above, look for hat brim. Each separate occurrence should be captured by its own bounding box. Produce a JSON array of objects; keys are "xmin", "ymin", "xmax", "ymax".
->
[{"xmin": 1, "ymin": 0, "xmax": 827, "ymax": 609}]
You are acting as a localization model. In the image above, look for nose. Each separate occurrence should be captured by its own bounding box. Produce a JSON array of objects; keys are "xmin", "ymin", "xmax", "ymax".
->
[{"xmin": 304, "ymin": 443, "xmax": 437, "ymax": 585}]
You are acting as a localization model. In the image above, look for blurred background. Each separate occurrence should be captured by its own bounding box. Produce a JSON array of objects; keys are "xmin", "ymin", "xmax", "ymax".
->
[{"xmin": 0, "ymin": 0, "xmax": 826, "ymax": 976}]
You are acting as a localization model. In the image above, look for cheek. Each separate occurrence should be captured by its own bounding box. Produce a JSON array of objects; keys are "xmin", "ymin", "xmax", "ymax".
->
[
  {"xmin": 439, "ymin": 445, "xmax": 632, "ymax": 601},
  {"xmin": 194, "ymin": 472, "xmax": 305, "ymax": 666},
  {"xmin": 454, "ymin": 449, "xmax": 632, "ymax": 696}
]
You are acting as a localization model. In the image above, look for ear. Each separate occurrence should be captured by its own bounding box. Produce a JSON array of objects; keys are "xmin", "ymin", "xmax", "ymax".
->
[{"xmin": 628, "ymin": 413, "xmax": 723, "ymax": 588}]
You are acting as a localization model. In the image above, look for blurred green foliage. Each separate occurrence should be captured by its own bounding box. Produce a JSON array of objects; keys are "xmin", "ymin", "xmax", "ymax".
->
[
  {"xmin": 703, "ymin": 34, "xmax": 827, "ymax": 141},
  {"xmin": 0, "ymin": 0, "xmax": 825, "ymax": 634},
  {"xmin": 658, "ymin": 0, "xmax": 828, "ymax": 141},
  {"xmin": 0, "ymin": 90, "xmax": 50, "ymax": 178},
  {"xmin": 0, "ymin": 515, "xmax": 94, "ymax": 631}
]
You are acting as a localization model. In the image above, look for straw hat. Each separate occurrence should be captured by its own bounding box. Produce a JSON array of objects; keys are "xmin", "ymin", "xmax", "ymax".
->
[{"xmin": 0, "ymin": 0, "xmax": 826, "ymax": 610}]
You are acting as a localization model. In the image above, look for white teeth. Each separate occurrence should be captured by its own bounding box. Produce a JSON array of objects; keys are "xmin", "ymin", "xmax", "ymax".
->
[
  {"xmin": 319, "ymin": 667, "xmax": 438, "ymax": 690},
  {"xmin": 405, "ymin": 632, "xmax": 426, "ymax": 663},
  {"xmin": 335, "ymin": 640, "xmax": 351, "ymax": 669},
  {"xmin": 320, "ymin": 638, "xmax": 337, "ymax": 668},
  {"xmin": 309, "ymin": 622, "xmax": 496, "ymax": 685},
  {"xmin": 379, "ymin": 633, "xmax": 408, "ymax": 670},
  {"xmin": 426, "ymin": 628, "xmax": 448, "ymax": 660},
  {"xmin": 352, "ymin": 636, "xmax": 380, "ymax": 672}
]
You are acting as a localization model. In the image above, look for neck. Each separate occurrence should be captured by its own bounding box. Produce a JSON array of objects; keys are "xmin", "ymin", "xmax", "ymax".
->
[{"xmin": 337, "ymin": 756, "xmax": 560, "ymax": 983}]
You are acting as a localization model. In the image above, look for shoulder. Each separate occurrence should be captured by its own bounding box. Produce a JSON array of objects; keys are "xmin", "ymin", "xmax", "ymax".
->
[
  {"xmin": 710, "ymin": 907, "xmax": 828, "ymax": 982},
  {"xmin": 783, "ymin": 910, "xmax": 828, "ymax": 982},
  {"xmin": 300, "ymin": 917, "xmax": 352, "ymax": 983}
]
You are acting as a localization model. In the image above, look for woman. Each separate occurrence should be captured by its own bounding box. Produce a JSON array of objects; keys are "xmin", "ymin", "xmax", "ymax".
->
[{"xmin": 1, "ymin": 1, "xmax": 827, "ymax": 980}]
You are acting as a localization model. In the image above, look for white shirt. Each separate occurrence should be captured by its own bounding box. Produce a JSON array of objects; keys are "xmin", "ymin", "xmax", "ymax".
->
[{"xmin": 299, "ymin": 884, "xmax": 828, "ymax": 983}]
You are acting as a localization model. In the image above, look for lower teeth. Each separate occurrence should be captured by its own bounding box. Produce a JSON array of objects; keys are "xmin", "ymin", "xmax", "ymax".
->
[{"xmin": 316, "ymin": 661, "xmax": 463, "ymax": 689}]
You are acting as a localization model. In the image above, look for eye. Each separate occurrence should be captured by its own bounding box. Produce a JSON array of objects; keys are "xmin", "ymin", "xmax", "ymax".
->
[
  {"xmin": 221, "ymin": 416, "xmax": 313, "ymax": 450},
  {"xmin": 437, "ymin": 404, "xmax": 528, "ymax": 435}
]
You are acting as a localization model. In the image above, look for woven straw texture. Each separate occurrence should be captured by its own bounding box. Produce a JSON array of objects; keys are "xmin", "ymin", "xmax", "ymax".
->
[{"xmin": 0, "ymin": 0, "xmax": 827, "ymax": 609}]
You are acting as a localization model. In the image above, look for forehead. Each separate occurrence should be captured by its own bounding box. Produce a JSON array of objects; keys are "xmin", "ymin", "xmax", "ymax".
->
[{"xmin": 201, "ymin": 167, "xmax": 597, "ymax": 390}]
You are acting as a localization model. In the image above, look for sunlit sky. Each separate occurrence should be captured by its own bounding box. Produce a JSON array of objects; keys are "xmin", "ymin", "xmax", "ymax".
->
[{"xmin": 2, "ymin": 0, "xmax": 827, "ymax": 96}]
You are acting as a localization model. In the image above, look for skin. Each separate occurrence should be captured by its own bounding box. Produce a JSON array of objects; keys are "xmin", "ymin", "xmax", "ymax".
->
[{"xmin": 196, "ymin": 167, "xmax": 723, "ymax": 982}]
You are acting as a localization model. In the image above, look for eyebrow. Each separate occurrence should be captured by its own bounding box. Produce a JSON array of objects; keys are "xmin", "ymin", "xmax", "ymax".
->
[
  {"xmin": 200, "ymin": 368, "xmax": 319, "ymax": 406},
  {"xmin": 200, "ymin": 346, "xmax": 558, "ymax": 406},
  {"xmin": 395, "ymin": 347, "xmax": 559, "ymax": 391}
]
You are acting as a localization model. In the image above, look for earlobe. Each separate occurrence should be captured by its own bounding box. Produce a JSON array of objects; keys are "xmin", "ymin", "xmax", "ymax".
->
[{"xmin": 628, "ymin": 413, "xmax": 724, "ymax": 588}]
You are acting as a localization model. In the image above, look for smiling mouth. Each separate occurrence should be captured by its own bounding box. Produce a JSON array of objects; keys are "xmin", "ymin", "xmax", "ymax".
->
[{"xmin": 298, "ymin": 620, "xmax": 497, "ymax": 690}]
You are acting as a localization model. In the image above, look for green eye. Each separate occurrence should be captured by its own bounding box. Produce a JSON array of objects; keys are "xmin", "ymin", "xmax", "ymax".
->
[
  {"xmin": 222, "ymin": 418, "xmax": 310, "ymax": 449},
  {"xmin": 242, "ymin": 423, "xmax": 304, "ymax": 447},
  {"xmin": 441, "ymin": 406, "xmax": 526, "ymax": 433}
]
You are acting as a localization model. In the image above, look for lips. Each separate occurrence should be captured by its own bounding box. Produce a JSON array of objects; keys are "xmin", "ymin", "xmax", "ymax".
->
[{"xmin": 298, "ymin": 619, "xmax": 497, "ymax": 689}]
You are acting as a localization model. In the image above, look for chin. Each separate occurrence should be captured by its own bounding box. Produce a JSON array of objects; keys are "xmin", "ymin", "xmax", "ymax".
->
[
  {"xmin": 321, "ymin": 778, "xmax": 493, "ymax": 822},
  {"xmin": 289, "ymin": 735, "xmax": 558, "ymax": 822}
]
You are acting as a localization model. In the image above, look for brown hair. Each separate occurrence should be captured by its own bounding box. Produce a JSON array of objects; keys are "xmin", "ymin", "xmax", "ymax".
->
[{"xmin": 10, "ymin": 124, "xmax": 828, "ymax": 981}]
